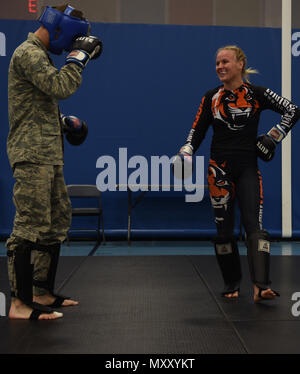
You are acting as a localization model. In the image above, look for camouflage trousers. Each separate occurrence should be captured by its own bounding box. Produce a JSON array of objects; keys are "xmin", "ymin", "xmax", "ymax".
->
[{"xmin": 6, "ymin": 163, "xmax": 71, "ymax": 296}]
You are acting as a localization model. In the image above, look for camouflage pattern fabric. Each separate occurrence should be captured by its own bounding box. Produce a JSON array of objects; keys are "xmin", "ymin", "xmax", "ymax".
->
[
  {"xmin": 7, "ymin": 163, "xmax": 71, "ymax": 244},
  {"xmin": 6, "ymin": 163, "xmax": 72, "ymax": 296},
  {"xmin": 6, "ymin": 32, "xmax": 83, "ymax": 298},
  {"xmin": 7, "ymin": 32, "xmax": 83, "ymax": 168}
]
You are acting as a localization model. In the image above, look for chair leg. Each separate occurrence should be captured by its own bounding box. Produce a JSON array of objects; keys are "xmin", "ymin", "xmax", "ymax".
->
[
  {"xmin": 96, "ymin": 214, "xmax": 100, "ymax": 244},
  {"xmin": 100, "ymin": 212, "xmax": 106, "ymax": 245}
]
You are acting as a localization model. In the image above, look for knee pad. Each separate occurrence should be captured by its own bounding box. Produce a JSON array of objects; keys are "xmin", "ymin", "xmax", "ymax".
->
[
  {"xmin": 213, "ymin": 236, "xmax": 242, "ymax": 294},
  {"xmin": 246, "ymin": 230, "xmax": 271, "ymax": 287}
]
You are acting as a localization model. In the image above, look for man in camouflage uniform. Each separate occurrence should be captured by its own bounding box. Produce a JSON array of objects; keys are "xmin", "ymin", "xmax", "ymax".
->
[{"xmin": 6, "ymin": 4, "xmax": 102, "ymax": 320}]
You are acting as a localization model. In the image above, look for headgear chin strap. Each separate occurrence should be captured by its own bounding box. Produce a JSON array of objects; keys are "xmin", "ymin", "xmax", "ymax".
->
[{"xmin": 38, "ymin": 5, "xmax": 90, "ymax": 55}]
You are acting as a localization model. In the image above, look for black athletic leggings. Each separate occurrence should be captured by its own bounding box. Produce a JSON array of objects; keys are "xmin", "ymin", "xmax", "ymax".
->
[{"xmin": 207, "ymin": 156, "xmax": 263, "ymax": 237}]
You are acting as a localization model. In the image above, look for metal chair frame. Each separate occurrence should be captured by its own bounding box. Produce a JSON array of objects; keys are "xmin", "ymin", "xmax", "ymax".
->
[{"xmin": 67, "ymin": 184, "xmax": 106, "ymax": 245}]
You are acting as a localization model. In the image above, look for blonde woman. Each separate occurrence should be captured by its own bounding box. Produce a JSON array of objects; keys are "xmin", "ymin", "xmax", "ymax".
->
[{"xmin": 176, "ymin": 46, "xmax": 300, "ymax": 302}]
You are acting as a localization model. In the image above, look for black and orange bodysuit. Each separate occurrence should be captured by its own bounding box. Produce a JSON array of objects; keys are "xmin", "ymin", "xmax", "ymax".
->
[{"xmin": 184, "ymin": 84, "xmax": 300, "ymax": 293}]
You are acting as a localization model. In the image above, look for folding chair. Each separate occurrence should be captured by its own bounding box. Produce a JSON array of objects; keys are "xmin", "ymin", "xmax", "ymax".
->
[{"xmin": 67, "ymin": 184, "xmax": 106, "ymax": 245}]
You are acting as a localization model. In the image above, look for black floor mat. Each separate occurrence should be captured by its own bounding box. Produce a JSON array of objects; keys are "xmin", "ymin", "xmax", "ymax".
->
[{"xmin": 0, "ymin": 255, "xmax": 299, "ymax": 354}]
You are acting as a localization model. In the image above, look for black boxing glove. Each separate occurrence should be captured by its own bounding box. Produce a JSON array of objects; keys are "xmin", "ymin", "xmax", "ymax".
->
[
  {"xmin": 61, "ymin": 115, "xmax": 88, "ymax": 146},
  {"xmin": 256, "ymin": 134, "xmax": 276, "ymax": 162},
  {"xmin": 256, "ymin": 124, "xmax": 286, "ymax": 162},
  {"xmin": 65, "ymin": 36, "xmax": 103, "ymax": 69}
]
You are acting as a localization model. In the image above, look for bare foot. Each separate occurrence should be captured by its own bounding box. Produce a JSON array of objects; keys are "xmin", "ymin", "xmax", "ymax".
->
[
  {"xmin": 224, "ymin": 290, "xmax": 239, "ymax": 298},
  {"xmin": 253, "ymin": 285, "xmax": 278, "ymax": 302},
  {"xmin": 9, "ymin": 298, "xmax": 63, "ymax": 320},
  {"xmin": 34, "ymin": 294, "xmax": 79, "ymax": 307}
]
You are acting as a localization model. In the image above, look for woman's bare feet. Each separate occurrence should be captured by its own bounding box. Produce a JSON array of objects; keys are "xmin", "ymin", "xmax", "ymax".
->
[
  {"xmin": 33, "ymin": 294, "xmax": 79, "ymax": 307},
  {"xmin": 8, "ymin": 298, "xmax": 63, "ymax": 320},
  {"xmin": 253, "ymin": 285, "xmax": 279, "ymax": 302}
]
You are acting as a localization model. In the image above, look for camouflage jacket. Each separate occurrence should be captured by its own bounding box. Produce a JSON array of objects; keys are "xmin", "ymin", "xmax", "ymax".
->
[{"xmin": 7, "ymin": 32, "xmax": 83, "ymax": 167}]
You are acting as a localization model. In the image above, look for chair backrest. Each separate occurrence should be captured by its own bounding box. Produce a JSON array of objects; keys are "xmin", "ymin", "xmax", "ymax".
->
[{"xmin": 67, "ymin": 184, "xmax": 101, "ymax": 198}]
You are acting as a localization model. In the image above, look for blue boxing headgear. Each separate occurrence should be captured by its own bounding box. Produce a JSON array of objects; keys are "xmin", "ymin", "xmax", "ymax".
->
[{"xmin": 38, "ymin": 5, "xmax": 90, "ymax": 55}]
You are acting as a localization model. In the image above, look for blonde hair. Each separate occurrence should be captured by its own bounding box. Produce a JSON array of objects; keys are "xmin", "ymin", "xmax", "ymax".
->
[{"xmin": 216, "ymin": 45, "xmax": 258, "ymax": 83}]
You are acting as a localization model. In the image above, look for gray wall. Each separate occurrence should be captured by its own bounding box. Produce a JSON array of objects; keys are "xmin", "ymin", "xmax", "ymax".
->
[
  {"xmin": 1, "ymin": 0, "xmax": 300, "ymax": 28},
  {"xmin": 42, "ymin": 0, "xmax": 300, "ymax": 28}
]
